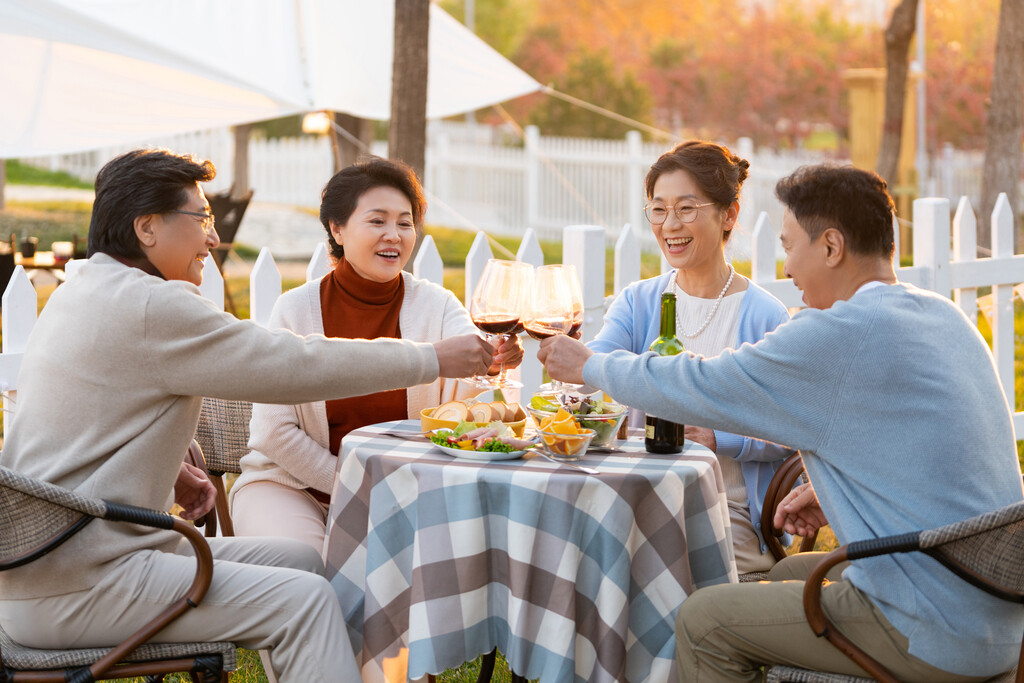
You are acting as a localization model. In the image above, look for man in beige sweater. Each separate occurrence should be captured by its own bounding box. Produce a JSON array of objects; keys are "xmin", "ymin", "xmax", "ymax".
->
[{"xmin": 0, "ymin": 149, "xmax": 494, "ymax": 682}]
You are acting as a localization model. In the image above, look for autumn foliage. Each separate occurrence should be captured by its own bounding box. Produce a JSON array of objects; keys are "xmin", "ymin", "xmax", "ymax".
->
[{"xmin": 442, "ymin": 0, "xmax": 1001, "ymax": 151}]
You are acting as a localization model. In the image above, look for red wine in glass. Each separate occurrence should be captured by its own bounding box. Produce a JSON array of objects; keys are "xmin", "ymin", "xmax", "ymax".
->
[
  {"xmin": 524, "ymin": 317, "xmax": 572, "ymax": 341},
  {"xmin": 474, "ymin": 316, "xmax": 520, "ymax": 335}
]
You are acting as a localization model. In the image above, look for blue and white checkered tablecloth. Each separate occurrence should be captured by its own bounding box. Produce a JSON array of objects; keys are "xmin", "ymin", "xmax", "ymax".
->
[{"xmin": 323, "ymin": 420, "xmax": 737, "ymax": 682}]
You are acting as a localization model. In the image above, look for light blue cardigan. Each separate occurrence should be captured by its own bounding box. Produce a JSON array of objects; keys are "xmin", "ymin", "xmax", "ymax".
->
[{"xmin": 588, "ymin": 271, "xmax": 794, "ymax": 552}]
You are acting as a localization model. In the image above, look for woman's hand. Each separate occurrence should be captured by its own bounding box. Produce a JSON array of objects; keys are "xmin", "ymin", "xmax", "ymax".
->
[
  {"xmin": 684, "ymin": 426, "xmax": 717, "ymax": 452},
  {"xmin": 433, "ymin": 334, "xmax": 495, "ymax": 378},
  {"xmin": 487, "ymin": 334, "xmax": 524, "ymax": 375},
  {"xmin": 174, "ymin": 461, "xmax": 216, "ymax": 521},
  {"xmin": 773, "ymin": 481, "xmax": 829, "ymax": 537}
]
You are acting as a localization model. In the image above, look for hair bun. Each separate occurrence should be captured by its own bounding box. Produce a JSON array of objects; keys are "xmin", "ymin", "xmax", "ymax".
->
[{"xmin": 734, "ymin": 156, "xmax": 750, "ymax": 185}]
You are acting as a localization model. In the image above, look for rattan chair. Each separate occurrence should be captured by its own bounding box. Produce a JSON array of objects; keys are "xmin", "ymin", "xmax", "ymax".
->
[
  {"xmin": 738, "ymin": 452, "xmax": 816, "ymax": 583},
  {"xmin": 0, "ymin": 465, "xmax": 236, "ymax": 682},
  {"xmin": 191, "ymin": 397, "xmax": 253, "ymax": 538},
  {"xmin": 765, "ymin": 499, "xmax": 1024, "ymax": 683}
]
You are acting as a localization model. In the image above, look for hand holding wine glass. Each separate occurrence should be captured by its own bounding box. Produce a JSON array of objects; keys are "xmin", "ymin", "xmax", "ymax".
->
[{"xmin": 469, "ymin": 259, "xmax": 532, "ymax": 389}]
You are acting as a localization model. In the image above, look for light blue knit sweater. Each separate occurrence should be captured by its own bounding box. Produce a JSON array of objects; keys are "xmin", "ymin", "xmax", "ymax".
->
[
  {"xmin": 588, "ymin": 272, "xmax": 794, "ymax": 552},
  {"xmin": 584, "ymin": 282, "xmax": 1024, "ymax": 676}
]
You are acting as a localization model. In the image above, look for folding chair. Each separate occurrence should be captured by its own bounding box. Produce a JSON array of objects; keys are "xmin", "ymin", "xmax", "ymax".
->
[
  {"xmin": 766, "ymin": 500, "xmax": 1024, "ymax": 682},
  {"xmin": 0, "ymin": 465, "xmax": 236, "ymax": 682}
]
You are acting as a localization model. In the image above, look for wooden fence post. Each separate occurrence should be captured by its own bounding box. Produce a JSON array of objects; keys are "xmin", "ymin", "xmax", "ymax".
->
[
  {"xmin": 307, "ymin": 242, "xmax": 331, "ymax": 282},
  {"xmin": 516, "ymin": 229, "xmax": 545, "ymax": 401},
  {"xmin": 562, "ymin": 225, "xmax": 605, "ymax": 342},
  {"xmin": 525, "ymin": 126, "xmax": 541, "ymax": 233},
  {"xmin": 614, "ymin": 223, "xmax": 640, "ymax": 296},
  {"xmin": 912, "ymin": 197, "xmax": 951, "ymax": 298},
  {"xmin": 751, "ymin": 212, "xmax": 777, "ymax": 284},
  {"xmin": 250, "ymin": 248, "xmax": 281, "ymax": 326},
  {"xmin": 990, "ymin": 194, "xmax": 1015, "ymax": 413},
  {"xmin": 464, "ymin": 232, "xmax": 494, "ymax": 307},
  {"xmin": 1, "ymin": 268, "xmax": 36, "ymax": 435},
  {"xmin": 199, "ymin": 255, "xmax": 225, "ymax": 310},
  {"xmin": 412, "ymin": 234, "xmax": 443, "ymax": 286},
  {"xmin": 952, "ymin": 197, "xmax": 977, "ymax": 323}
]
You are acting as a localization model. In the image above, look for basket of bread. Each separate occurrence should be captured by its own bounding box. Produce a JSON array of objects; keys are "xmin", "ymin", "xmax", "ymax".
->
[{"xmin": 420, "ymin": 399, "xmax": 528, "ymax": 437}]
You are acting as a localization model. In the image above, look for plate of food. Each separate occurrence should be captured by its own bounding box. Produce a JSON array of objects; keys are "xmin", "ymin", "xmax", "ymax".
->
[{"xmin": 429, "ymin": 423, "xmax": 537, "ymax": 461}]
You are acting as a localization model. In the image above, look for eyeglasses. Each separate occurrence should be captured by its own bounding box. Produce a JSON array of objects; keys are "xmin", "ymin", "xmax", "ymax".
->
[
  {"xmin": 169, "ymin": 210, "xmax": 216, "ymax": 236},
  {"xmin": 644, "ymin": 201, "xmax": 716, "ymax": 226}
]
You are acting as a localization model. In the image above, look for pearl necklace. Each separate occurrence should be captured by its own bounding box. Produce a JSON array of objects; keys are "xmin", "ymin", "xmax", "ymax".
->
[{"xmin": 667, "ymin": 265, "xmax": 735, "ymax": 338}]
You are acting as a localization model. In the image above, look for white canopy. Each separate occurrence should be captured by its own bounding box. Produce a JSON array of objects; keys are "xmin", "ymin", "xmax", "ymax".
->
[{"xmin": 0, "ymin": 0, "xmax": 541, "ymax": 157}]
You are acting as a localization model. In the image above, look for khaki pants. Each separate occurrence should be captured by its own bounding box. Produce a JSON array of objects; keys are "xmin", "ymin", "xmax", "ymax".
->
[
  {"xmin": 675, "ymin": 552, "xmax": 984, "ymax": 683},
  {"xmin": 231, "ymin": 480, "xmax": 330, "ymax": 554},
  {"xmin": 0, "ymin": 536, "xmax": 359, "ymax": 683}
]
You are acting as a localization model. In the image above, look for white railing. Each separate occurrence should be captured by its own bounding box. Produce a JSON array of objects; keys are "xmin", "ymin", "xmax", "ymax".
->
[
  {"xmin": 20, "ymin": 123, "xmax": 1018, "ymax": 261},
  {"xmin": 3, "ymin": 194, "xmax": 1022, "ymax": 438}
]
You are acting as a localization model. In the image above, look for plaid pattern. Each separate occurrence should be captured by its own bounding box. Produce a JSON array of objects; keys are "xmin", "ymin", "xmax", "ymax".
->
[
  {"xmin": 0, "ymin": 466, "xmax": 107, "ymax": 564},
  {"xmin": 1, "ymin": 626, "xmax": 235, "ymax": 671},
  {"xmin": 765, "ymin": 666, "xmax": 871, "ymax": 683},
  {"xmin": 324, "ymin": 420, "xmax": 737, "ymax": 683},
  {"xmin": 919, "ymin": 500, "xmax": 1024, "ymax": 596},
  {"xmin": 0, "ymin": 623, "xmax": 237, "ymax": 672},
  {"xmin": 194, "ymin": 397, "xmax": 252, "ymax": 475}
]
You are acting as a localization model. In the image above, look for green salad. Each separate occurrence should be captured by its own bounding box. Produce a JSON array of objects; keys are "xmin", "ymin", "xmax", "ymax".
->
[
  {"xmin": 429, "ymin": 422, "xmax": 518, "ymax": 452},
  {"xmin": 529, "ymin": 395, "xmax": 626, "ymax": 444}
]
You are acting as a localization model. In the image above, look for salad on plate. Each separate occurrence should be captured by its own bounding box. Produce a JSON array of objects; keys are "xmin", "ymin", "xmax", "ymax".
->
[{"xmin": 430, "ymin": 421, "xmax": 537, "ymax": 461}]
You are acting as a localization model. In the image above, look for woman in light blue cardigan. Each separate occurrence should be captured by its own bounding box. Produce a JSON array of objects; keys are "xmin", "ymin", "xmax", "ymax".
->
[{"xmin": 589, "ymin": 140, "xmax": 794, "ymax": 572}]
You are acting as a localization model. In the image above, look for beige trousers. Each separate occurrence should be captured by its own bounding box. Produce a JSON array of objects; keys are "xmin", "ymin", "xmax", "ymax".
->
[
  {"xmin": 0, "ymin": 536, "xmax": 359, "ymax": 683},
  {"xmin": 675, "ymin": 552, "xmax": 985, "ymax": 683},
  {"xmin": 231, "ymin": 480, "xmax": 330, "ymax": 554}
]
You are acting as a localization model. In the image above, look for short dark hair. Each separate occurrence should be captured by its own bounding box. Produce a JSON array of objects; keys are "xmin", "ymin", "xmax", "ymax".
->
[
  {"xmin": 87, "ymin": 149, "xmax": 215, "ymax": 259},
  {"xmin": 775, "ymin": 164, "xmax": 895, "ymax": 258},
  {"xmin": 319, "ymin": 156, "xmax": 426, "ymax": 261},
  {"xmin": 645, "ymin": 140, "xmax": 750, "ymax": 243}
]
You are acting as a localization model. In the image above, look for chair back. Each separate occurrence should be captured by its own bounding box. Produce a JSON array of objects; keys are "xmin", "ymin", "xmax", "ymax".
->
[
  {"xmin": 0, "ymin": 466, "xmax": 105, "ymax": 570},
  {"xmin": 207, "ymin": 189, "xmax": 253, "ymax": 260},
  {"xmin": 194, "ymin": 398, "xmax": 253, "ymax": 476},
  {"xmin": 919, "ymin": 499, "xmax": 1024, "ymax": 604}
]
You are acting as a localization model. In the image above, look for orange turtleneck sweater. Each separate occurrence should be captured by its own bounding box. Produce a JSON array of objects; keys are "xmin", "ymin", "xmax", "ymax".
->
[{"xmin": 317, "ymin": 259, "xmax": 407, "ymax": 490}]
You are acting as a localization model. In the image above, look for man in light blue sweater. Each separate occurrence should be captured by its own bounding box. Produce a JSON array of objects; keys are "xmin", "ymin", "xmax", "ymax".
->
[{"xmin": 538, "ymin": 165, "xmax": 1024, "ymax": 681}]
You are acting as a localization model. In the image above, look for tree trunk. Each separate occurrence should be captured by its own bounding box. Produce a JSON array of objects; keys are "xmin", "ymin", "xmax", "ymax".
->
[
  {"xmin": 980, "ymin": 0, "xmax": 1024, "ymax": 251},
  {"xmin": 0, "ymin": 159, "xmax": 6, "ymax": 211},
  {"xmin": 876, "ymin": 0, "xmax": 918, "ymax": 187},
  {"xmin": 389, "ymin": 0, "xmax": 430, "ymax": 269},
  {"xmin": 389, "ymin": 0, "xmax": 429, "ymax": 182},
  {"xmin": 330, "ymin": 113, "xmax": 374, "ymax": 172}
]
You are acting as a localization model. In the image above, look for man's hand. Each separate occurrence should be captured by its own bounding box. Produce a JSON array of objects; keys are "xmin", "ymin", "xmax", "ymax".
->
[
  {"xmin": 433, "ymin": 334, "xmax": 495, "ymax": 378},
  {"xmin": 487, "ymin": 334, "xmax": 525, "ymax": 376},
  {"xmin": 537, "ymin": 335, "xmax": 593, "ymax": 386},
  {"xmin": 174, "ymin": 461, "xmax": 216, "ymax": 521},
  {"xmin": 773, "ymin": 481, "xmax": 829, "ymax": 537},
  {"xmin": 684, "ymin": 426, "xmax": 717, "ymax": 452}
]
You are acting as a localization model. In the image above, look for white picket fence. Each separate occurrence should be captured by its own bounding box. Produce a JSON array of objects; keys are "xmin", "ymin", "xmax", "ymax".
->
[{"xmin": 3, "ymin": 194, "xmax": 1022, "ymax": 441}]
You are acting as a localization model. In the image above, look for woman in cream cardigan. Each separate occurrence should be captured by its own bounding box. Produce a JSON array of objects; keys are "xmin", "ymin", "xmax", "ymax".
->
[{"xmin": 231, "ymin": 157, "xmax": 522, "ymax": 551}]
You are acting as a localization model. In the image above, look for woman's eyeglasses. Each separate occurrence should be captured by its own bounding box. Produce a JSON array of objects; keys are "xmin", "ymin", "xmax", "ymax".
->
[
  {"xmin": 644, "ymin": 201, "xmax": 715, "ymax": 226},
  {"xmin": 170, "ymin": 210, "xmax": 216, "ymax": 235}
]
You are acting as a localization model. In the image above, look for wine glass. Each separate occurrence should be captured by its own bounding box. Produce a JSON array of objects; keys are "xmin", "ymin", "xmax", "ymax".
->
[
  {"xmin": 531, "ymin": 264, "xmax": 583, "ymax": 395},
  {"xmin": 469, "ymin": 259, "xmax": 532, "ymax": 390}
]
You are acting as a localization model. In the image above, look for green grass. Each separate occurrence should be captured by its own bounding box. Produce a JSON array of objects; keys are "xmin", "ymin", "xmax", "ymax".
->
[
  {"xmin": 4, "ymin": 159, "xmax": 94, "ymax": 189},
  {"xmin": 0, "ymin": 199, "xmax": 91, "ymax": 249},
  {"xmin": 107, "ymin": 648, "xmax": 532, "ymax": 682}
]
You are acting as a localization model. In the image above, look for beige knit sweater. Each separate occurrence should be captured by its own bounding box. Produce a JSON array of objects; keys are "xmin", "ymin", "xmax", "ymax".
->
[{"xmin": 0, "ymin": 254, "xmax": 439, "ymax": 599}]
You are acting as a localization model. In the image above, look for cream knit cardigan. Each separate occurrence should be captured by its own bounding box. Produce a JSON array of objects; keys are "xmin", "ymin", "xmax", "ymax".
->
[{"xmin": 232, "ymin": 271, "xmax": 480, "ymax": 499}]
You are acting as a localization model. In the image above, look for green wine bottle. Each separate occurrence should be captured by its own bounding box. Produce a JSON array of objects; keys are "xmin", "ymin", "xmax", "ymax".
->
[{"xmin": 645, "ymin": 292, "xmax": 685, "ymax": 454}]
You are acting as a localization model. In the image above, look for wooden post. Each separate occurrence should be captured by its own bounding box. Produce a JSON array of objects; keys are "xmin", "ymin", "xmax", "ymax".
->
[
  {"xmin": 231, "ymin": 124, "xmax": 251, "ymax": 200},
  {"xmin": 0, "ymin": 159, "xmax": 6, "ymax": 211}
]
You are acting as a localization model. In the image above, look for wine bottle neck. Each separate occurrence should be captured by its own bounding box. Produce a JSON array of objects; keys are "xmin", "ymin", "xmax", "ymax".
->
[{"xmin": 659, "ymin": 294, "xmax": 676, "ymax": 338}]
